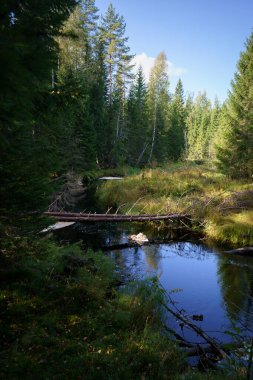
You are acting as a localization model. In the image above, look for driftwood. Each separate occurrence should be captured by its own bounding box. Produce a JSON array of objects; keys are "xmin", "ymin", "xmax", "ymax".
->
[
  {"xmin": 225, "ymin": 247, "xmax": 253, "ymax": 256},
  {"xmin": 162, "ymin": 302, "xmax": 228, "ymax": 360},
  {"xmin": 44, "ymin": 211, "xmax": 191, "ymax": 223}
]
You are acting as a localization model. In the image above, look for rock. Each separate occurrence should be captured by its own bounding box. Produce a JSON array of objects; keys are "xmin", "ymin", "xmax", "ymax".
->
[{"xmin": 129, "ymin": 233, "xmax": 149, "ymax": 244}]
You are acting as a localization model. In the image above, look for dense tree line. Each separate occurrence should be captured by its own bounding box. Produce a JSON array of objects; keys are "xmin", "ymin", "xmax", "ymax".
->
[{"xmin": 1, "ymin": 0, "xmax": 252, "ymax": 212}]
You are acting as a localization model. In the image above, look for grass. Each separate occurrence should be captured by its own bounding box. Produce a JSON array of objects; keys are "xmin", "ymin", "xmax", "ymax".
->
[{"xmin": 96, "ymin": 162, "xmax": 253, "ymax": 246}]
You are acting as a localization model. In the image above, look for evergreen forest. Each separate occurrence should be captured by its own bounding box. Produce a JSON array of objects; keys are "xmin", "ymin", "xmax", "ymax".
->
[
  {"xmin": 2, "ymin": 0, "xmax": 253, "ymax": 214},
  {"xmin": 1, "ymin": 1, "xmax": 253, "ymax": 379}
]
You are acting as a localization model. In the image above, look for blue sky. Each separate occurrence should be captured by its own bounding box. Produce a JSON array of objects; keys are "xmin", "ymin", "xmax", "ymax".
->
[{"xmin": 95, "ymin": 0, "xmax": 253, "ymax": 102}]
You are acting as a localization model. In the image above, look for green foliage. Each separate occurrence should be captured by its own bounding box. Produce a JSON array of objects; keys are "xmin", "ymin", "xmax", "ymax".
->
[
  {"xmin": 126, "ymin": 67, "xmax": 149, "ymax": 166},
  {"xmin": 0, "ymin": 231, "xmax": 185, "ymax": 379},
  {"xmin": 0, "ymin": 0, "xmax": 77, "ymax": 211},
  {"xmin": 167, "ymin": 79, "xmax": 186, "ymax": 160},
  {"xmin": 216, "ymin": 31, "xmax": 253, "ymax": 178},
  {"xmin": 186, "ymin": 92, "xmax": 217, "ymax": 160}
]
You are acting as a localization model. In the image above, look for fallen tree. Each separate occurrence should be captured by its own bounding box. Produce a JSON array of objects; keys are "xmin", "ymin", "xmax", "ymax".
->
[{"xmin": 44, "ymin": 211, "xmax": 191, "ymax": 223}]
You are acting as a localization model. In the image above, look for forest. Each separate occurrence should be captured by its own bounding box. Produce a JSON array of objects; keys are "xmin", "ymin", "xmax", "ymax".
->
[{"xmin": 0, "ymin": 0, "xmax": 253, "ymax": 379}]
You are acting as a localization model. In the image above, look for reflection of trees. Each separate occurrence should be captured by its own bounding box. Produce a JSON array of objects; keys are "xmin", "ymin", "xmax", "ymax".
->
[
  {"xmin": 217, "ymin": 255, "xmax": 253, "ymax": 331},
  {"xmin": 161, "ymin": 242, "xmax": 212, "ymax": 260},
  {"xmin": 142, "ymin": 245, "xmax": 161, "ymax": 271}
]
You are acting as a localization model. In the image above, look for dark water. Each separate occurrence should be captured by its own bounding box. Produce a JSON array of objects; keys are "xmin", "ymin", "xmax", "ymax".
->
[{"xmin": 55, "ymin": 221, "xmax": 253, "ymax": 344}]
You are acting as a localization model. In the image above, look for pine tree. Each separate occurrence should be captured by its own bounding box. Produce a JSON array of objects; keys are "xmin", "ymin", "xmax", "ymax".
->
[
  {"xmin": 99, "ymin": 4, "xmax": 134, "ymax": 106},
  {"xmin": 147, "ymin": 52, "xmax": 170, "ymax": 164},
  {"xmin": 216, "ymin": 32, "xmax": 253, "ymax": 178},
  {"xmin": 167, "ymin": 79, "xmax": 186, "ymax": 160},
  {"xmin": 207, "ymin": 97, "xmax": 221, "ymax": 161},
  {"xmin": 126, "ymin": 66, "xmax": 149, "ymax": 166},
  {"xmin": 186, "ymin": 92, "xmax": 211, "ymax": 160},
  {"xmin": 99, "ymin": 4, "xmax": 134, "ymax": 165}
]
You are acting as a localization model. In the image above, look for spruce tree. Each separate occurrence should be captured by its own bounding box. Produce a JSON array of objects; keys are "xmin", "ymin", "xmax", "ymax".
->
[
  {"xmin": 216, "ymin": 32, "xmax": 253, "ymax": 178},
  {"xmin": 99, "ymin": 4, "xmax": 134, "ymax": 165},
  {"xmin": 126, "ymin": 66, "xmax": 149, "ymax": 166},
  {"xmin": 99, "ymin": 4, "xmax": 134, "ymax": 106},
  {"xmin": 167, "ymin": 79, "xmax": 186, "ymax": 160},
  {"xmin": 147, "ymin": 52, "xmax": 170, "ymax": 164},
  {"xmin": 186, "ymin": 92, "xmax": 211, "ymax": 160}
]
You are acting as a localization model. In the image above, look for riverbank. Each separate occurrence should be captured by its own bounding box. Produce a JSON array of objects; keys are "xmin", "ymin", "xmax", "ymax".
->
[
  {"xmin": 0, "ymin": 222, "xmax": 247, "ymax": 379},
  {"xmin": 96, "ymin": 163, "xmax": 253, "ymax": 247},
  {"xmin": 0, "ymin": 224, "xmax": 183, "ymax": 379}
]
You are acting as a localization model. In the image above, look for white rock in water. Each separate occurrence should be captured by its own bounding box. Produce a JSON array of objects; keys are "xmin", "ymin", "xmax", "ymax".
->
[
  {"xmin": 40, "ymin": 222, "xmax": 75, "ymax": 233},
  {"xmin": 129, "ymin": 233, "xmax": 149, "ymax": 244}
]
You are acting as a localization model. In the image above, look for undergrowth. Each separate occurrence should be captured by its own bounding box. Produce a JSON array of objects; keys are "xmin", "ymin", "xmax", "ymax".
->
[{"xmin": 0, "ymin": 226, "xmax": 184, "ymax": 380}]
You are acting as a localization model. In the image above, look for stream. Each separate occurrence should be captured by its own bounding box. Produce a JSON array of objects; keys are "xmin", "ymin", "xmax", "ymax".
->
[{"xmin": 53, "ymin": 181, "xmax": 253, "ymax": 347}]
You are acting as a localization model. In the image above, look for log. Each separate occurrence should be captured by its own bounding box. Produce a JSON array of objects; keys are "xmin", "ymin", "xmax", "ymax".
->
[
  {"xmin": 43, "ymin": 211, "xmax": 191, "ymax": 223},
  {"xmin": 225, "ymin": 247, "xmax": 253, "ymax": 256}
]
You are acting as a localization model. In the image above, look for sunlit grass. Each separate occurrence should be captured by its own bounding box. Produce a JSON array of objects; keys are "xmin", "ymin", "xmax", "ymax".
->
[
  {"xmin": 206, "ymin": 211, "xmax": 253, "ymax": 245},
  {"xmin": 97, "ymin": 163, "xmax": 253, "ymax": 246}
]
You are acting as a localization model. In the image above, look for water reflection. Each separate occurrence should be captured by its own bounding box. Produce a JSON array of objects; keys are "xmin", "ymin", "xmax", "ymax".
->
[
  {"xmin": 217, "ymin": 254, "xmax": 253, "ymax": 333},
  {"xmin": 54, "ymin": 223, "xmax": 253, "ymax": 341}
]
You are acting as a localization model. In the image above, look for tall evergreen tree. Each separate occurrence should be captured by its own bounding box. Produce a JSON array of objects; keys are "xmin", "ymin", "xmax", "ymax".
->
[
  {"xmin": 207, "ymin": 97, "xmax": 221, "ymax": 160},
  {"xmin": 186, "ymin": 92, "xmax": 212, "ymax": 160},
  {"xmin": 167, "ymin": 79, "xmax": 186, "ymax": 160},
  {"xmin": 99, "ymin": 4, "xmax": 134, "ymax": 106},
  {"xmin": 216, "ymin": 32, "xmax": 253, "ymax": 178},
  {"xmin": 126, "ymin": 66, "xmax": 149, "ymax": 166},
  {"xmin": 99, "ymin": 4, "xmax": 134, "ymax": 165},
  {"xmin": 147, "ymin": 52, "xmax": 170, "ymax": 164}
]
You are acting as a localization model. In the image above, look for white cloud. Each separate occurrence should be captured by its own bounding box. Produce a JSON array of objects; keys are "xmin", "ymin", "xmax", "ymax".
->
[{"xmin": 132, "ymin": 52, "xmax": 187, "ymax": 82}]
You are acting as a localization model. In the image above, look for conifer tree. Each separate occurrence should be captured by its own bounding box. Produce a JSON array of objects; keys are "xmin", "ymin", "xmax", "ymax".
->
[
  {"xmin": 127, "ymin": 66, "xmax": 149, "ymax": 166},
  {"xmin": 207, "ymin": 97, "xmax": 221, "ymax": 160},
  {"xmin": 99, "ymin": 4, "xmax": 134, "ymax": 165},
  {"xmin": 216, "ymin": 32, "xmax": 253, "ymax": 178},
  {"xmin": 186, "ymin": 92, "xmax": 211, "ymax": 160},
  {"xmin": 167, "ymin": 79, "xmax": 186, "ymax": 160},
  {"xmin": 147, "ymin": 52, "xmax": 170, "ymax": 164},
  {"xmin": 99, "ymin": 4, "xmax": 134, "ymax": 106}
]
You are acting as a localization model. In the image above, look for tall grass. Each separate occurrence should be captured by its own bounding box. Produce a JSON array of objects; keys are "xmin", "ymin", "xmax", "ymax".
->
[{"xmin": 96, "ymin": 163, "xmax": 253, "ymax": 246}]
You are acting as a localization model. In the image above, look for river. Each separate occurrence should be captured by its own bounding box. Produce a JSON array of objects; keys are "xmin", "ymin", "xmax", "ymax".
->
[
  {"xmin": 54, "ymin": 219, "xmax": 253, "ymax": 345},
  {"xmin": 53, "ymin": 181, "xmax": 253, "ymax": 345}
]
